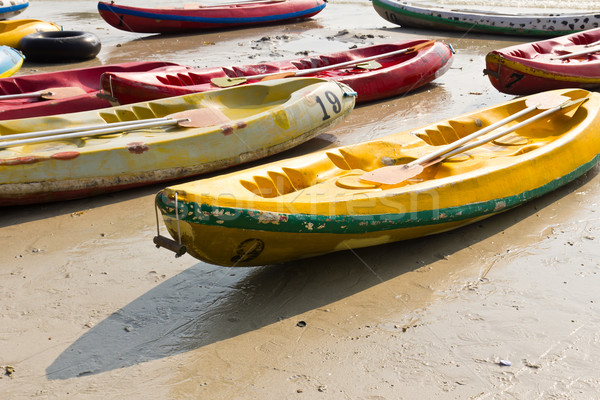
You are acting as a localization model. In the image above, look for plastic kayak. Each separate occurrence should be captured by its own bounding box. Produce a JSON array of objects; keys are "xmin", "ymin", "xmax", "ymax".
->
[
  {"xmin": 97, "ymin": 0, "xmax": 326, "ymax": 34},
  {"xmin": 0, "ymin": 45, "xmax": 23, "ymax": 78},
  {"xmin": 0, "ymin": 19, "xmax": 61, "ymax": 49},
  {"xmin": 0, "ymin": 0, "xmax": 28, "ymax": 20},
  {"xmin": 0, "ymin": 61, "xmax": 182, "ymax": 120},
  {"xmin": 485, "ymin": 28, "xmax": 600, "ymax": 95},
  {"xmin": 155, "ymin": 89, "xmax": 599, "ymax": 266},
  {"xmin": 372, "ymin": 0, "xmax": 600, "ymax": 37},
  {"xmin": 0, "ymin": 78, "xmax": 355, "ymax": 206},
  {"xmin": 100, "ymin": 39, "xmax": 454, "ymax": 104}
]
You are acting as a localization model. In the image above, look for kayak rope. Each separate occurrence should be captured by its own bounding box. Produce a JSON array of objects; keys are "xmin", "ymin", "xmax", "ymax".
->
[{"xmin": 108, "ymin": 74, "xmax": 115, "ymax": 99}]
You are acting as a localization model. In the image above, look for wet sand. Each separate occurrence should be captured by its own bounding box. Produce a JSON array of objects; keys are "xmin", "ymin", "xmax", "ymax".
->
[{"xmin": 2, "ymin": 1, "xmax": 600, "ymax": 398}]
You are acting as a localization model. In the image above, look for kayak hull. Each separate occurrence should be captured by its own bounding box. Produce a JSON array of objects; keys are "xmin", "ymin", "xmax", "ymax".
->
[
  {"xmin": 97, "ymin": 0, "xmax": 326, "ymax": 34},
  {"xmin": 372, "ymin": 0, "xmax": 600, "ymax": 37},
  {"xmin": 485, "ymin": 28, "xmax": 600, "ymax": 95},
  {"xmin": 156, "ymin": 88, "xmax": 600, "ymax": 266},
  {"xmin": 0, "ymin": 78, "xmax": 355, "ymax": 205},
  {"xmin": 100, "ymin": 40, "xmax": 454, "ymax": 104},
  {"xmin": 0, "ymin": 61, "xmax": 181, "ymax": 120}
]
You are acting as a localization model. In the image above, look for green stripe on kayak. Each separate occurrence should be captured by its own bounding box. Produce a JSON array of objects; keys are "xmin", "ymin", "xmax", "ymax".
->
[{"xmin": 157, "ymin": 155, "xmax": 599, "ymax": 234}]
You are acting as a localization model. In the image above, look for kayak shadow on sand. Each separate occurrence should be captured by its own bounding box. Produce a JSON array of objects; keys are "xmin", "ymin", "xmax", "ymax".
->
[{"xmin": 45, "ymin": 166, "xmax": 598, "ymax": 380}]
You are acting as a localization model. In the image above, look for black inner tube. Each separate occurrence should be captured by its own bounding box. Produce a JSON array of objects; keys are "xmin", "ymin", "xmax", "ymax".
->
[{"xmin": 19, "ymin": 31, "xmax": 102, "ymax": 62}]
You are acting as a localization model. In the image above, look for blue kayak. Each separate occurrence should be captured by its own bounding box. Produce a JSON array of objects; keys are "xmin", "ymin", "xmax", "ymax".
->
[
  {"xmin": 0, "ymin": 0, "xmax": 28, "ymax": 20},
  {"xmin": 0, "ymin": 46, "xmax": 24, "ymax": 77}
]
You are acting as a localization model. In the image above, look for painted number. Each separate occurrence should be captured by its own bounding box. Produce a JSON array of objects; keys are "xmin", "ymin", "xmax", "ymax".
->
[
  {"xmin": 384, "ymin": 11, "xmax": 399, "ymax": 24},
  {"xmin": 506, "ymin": 72, "xmax": 524, "ymax": 88},
  {"xmin": 315, "ymin": 90, "xmax": 342, "ymax": 121}
]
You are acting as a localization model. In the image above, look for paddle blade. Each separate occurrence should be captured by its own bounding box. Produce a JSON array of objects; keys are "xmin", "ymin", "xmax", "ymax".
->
[
  {"xmin": 210, "ymin": 77, "xmax": 248, "ymax": 88},
  {"xmin": 260, "ymin": 71, "xmax": 296, "ymax": 81},
  {"xmin": 360, "ymin": 164, "xmax": 424, "ymax": 185},
  {"xmin": 525, "ymin": 92, "xmax": 570, "ymax": 109},
  {"xmin": 40, "ymin": 87, "xmax": 88, "ymax": 99},
  {"xmin": 355, "ymin": 60, "xmax": 382, "ymax": 70},
  {"xmin": 171, "ymin": 107, "xmax": 231, "ymax": 128}
]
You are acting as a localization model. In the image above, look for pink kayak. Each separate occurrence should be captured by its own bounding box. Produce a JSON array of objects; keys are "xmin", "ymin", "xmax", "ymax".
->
[
  {"xmin": 100, "ymin": 40, "xmax": 455, "ymax": 104},
  {"xmin": 0, "ymin": 61, "xmax": 182, "ymax": 120}
]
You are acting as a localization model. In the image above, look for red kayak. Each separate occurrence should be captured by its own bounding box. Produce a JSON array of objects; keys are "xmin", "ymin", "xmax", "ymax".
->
[
  {"xmin": 0, "ymin": 61, "xmax": 181, "ymax": 120},
  {"xmin": 97, "ymin": 0, "xmax": 326, "ymax": 34},
  {"xmin": 100, "ymin": 40, "xmax": 454, "ymax": 104},
  {"xmin": 484, "ymin": 28, "xmax": 600, "ymax": 95}
]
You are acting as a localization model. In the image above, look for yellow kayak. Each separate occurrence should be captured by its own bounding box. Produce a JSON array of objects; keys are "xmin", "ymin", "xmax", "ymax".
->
[
  {"xmin": 155, "ymin": 88, "xmax": 599, "ymax": 266},
  {"xmin": 0, "ymin": 78, "xmax": 356, "ymax": 205},
  {"xmin": 0, "ymin": 19, "xmax": 61, "ymax": 49}
]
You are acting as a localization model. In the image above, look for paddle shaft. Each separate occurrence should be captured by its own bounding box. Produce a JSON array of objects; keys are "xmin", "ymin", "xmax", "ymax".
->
[
  {"xmin": 0, "ymin": 117, "xmax": 189, "ymax": 148},
  {"xmin": 243, "ymin": 40, "xmax": 436, "ymax": 80},
  {"xmin": 553, "ymin": 44, "xmax": 600, "ymax": 60},
  {"xmin": 428, "ymin": 97, "xmax": 587, "ymax": 163},
  {"xmin": 403, "ymin": 103, "xmax": 540, "ymax": 170},
  {"xmin": 0, "ymin": 90, "xmax": 52, "ymax": 100},
  {"xmin": 0, "ymin": 116, "xmax": 181, "ymax": 142}
]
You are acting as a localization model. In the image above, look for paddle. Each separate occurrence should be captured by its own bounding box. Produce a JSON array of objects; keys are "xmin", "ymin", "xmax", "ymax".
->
[
  {"xmin": 417, "ymin": 96, "xmax": 589, "ymax": 169},
  {"xmin": 552, "ymin": 44, "xmax": 600, "ymax": 60},
  {"xmin": 359, "ymin": 92, "xmax": 579, "ymax": 186},
  {"xmin": 0, "ymin": 87, "xmax": 87, "ymax": 101},
  {"xmin": 211, "ymin": 40, "xmax": 437, "ymax": 87},
  {"xmin": 0, "ymin": 107, "xmax": 230, "ymax": 149}
]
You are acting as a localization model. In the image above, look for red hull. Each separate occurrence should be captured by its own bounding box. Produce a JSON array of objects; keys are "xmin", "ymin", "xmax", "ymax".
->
[
  {"xmin": 97, "ymin": 0, "xmax": 326, "ymax": 34},
  {"xmin": 101, "ymin": 40, "xmax": 454, "ymax": 104},
  {"xmin": 0, "ymin": 61, "xmax": 181, "ymax": 120},
  {"xmin": 485, "ymin": 28, "xmax": 600, "ymax": 95}
]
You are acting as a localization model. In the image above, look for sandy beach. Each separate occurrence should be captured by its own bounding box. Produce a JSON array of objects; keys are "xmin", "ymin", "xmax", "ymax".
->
[{"xmin": 1, "ymin": 0, "xmax": 600, "ymax": 398}]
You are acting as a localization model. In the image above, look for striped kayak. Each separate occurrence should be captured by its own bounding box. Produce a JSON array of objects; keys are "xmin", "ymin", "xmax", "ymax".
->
[
  {"xmin": 0, "ymin": 46, "xmax": 23, "ymax": 78},
  {"xmin": 0, "ymin": 19, "xmax": 61, "ymax": 49},
  {"xmin": 0, "ymin": 78, "xmax": 355, "ymax": 206},
  {"xmin": 155, "ymin": 88, "xmax": 598, "ymax": 266},
  {"xmin": 100, "ymin": 39, "xmax": 454, "ymax": 105},
  {"xmin": 97, "ymin": 0, "xmax": 326, "ymax": 34},
  {"xmin": 372, "ymin": 0, "xmax": 600, "ymax": 37},
  {"xmin": 0, "ymin": 61, "xmax": 181, "ymax": 120},
  {"xmin": 485, "ymin": 28, "xmax": 600, "ymax": 95},
  {"xmin": 0, "ymin": 0, "xmax": 28, "ymax": 20}
]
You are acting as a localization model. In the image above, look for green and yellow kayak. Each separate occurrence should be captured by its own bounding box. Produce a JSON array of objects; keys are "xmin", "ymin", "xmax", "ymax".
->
[
  {"xmin": 0, "ymin": 78, "xmax": 355, "ymax": 205},
  {"xmin": 156, "ymin": 88, "xmax": 599, "ymax": 266}
]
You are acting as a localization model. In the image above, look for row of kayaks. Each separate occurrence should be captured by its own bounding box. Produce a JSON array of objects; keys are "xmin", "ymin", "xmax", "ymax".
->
[
  {"xmin": 95, "ymin": 0, "xmax": 600, "ymax": 37},
  {"xmin": 2, "ymin": 0, "xmax": 598, "ymax": 38},
  {"xmin": 2, "ymin": 27, "xmax": 600, "ymax": 120},
  {"xmin": 0, "ymin": 40, "xmax": 454, "ymax": 120},
  {"xmin": 3, "ymin": 3, "xmax": 600, "ymax": 267}
]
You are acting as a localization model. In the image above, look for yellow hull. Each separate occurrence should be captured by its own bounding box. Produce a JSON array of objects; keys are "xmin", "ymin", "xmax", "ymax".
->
[
  {"xmin": 0, "ymin": 19, "xmax": 61, "ymax": 49},
  {"xmin": 157, "ymin": 88, "xmax": 600, "ymax": 266},
  {"xmin": 0, "ymin": 78, "xmax": 355, "ymax": 205}
]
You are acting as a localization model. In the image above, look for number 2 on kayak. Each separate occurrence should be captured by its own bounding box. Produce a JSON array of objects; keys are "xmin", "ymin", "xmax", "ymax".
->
[{"xmin": 315, "ymin": 91, "xmax": 342, "ymax": 121}]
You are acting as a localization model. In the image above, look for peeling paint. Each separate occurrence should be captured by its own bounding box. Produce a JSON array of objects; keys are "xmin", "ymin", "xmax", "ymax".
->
[
  {"xmin": 1, "ymin": 156, "xmax": 42, "ymax": 166},
  {"xmin": 126, "ymin": 142, "xmax": 149, "ymax": 154},
  {"xmin": 494, "ymin": 201, "xmax": 506, "ymax": 211},
  {"xmin": 221, "ymin": 125, "xmax": 234, "ymax": 135},
  {"xmin": 258, "ymin": 212, "xmax": 281, "ymax": 224},
  {"xmin": 50, "ymin": 151, "xmax": 80, "ymax": 160}
]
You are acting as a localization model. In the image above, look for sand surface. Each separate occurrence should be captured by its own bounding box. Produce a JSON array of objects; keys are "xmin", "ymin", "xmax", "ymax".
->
[{"xmin": 2, "ymin": 1, "xmax": 600, "ymax": 398}]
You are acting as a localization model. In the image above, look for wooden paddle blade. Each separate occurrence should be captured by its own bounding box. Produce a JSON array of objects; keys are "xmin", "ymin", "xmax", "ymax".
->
[
  {"xmin": 40, "ymin": 87, "xmax": 88, "ymax": 99},
  {"xmin": 360, "ymin": 164, "xmax": 424, "ymax": 185},
  {"xmin": 171, "ymin": 108, "xmax": 231, "ymax": 128},
  {"xmin": 260, "ymin": 71, "xmax": 296, "ymax": 81},
  {"xmin": 210, "ymin": 77, "xmax": 248, "ymax": 88},
  {"xmin": 525, "ymin": 92, "xmax": 570, "ymax": 109},
  {"xmin": 355, "ymin": 60, "xmax": 382, "ymax": 70}
]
